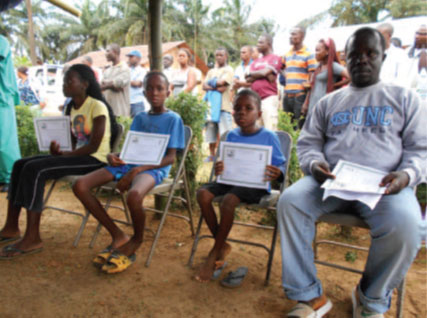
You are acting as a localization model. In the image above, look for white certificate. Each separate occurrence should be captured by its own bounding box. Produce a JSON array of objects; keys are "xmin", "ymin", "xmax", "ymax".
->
[
  {"xmin": 321, "ymin": 160, "xmax": 388, "ymax": 210},
  {"xmin": 33, "ymin": 116, "xmax": 72, "ymax": 152},
  {"xmin": 321, "ymin": 160, "xmax": 387, "ymax": 194},
  {"xmin": 217, "ymin": 142, "xmax": 272, "ymax": 190},
  {"xmin": 120, "ymin": 131, "xmax": 170, "ymax": 165}
]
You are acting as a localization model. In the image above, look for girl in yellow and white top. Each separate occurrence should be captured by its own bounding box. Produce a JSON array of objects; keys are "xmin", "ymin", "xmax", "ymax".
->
[{"xmin": 0, "ymin": 64, "xmax": 118, "ymax": 259}]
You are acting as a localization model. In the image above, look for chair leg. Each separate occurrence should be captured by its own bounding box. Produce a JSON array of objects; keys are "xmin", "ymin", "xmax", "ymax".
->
[
  {"xmin": 187, "ymin": 214, "xmax": 204, "ymax": 267},
  {"xmin": 88, "ymin": 188, "xmax": 114, "ymax": 248},
  {"xmin": 396, "ymin": 276, "xmax": 406, "ymax": 318},
  {"xmin": 264, "ymin": 222, "xmax": 278, "ymax": 286},
  {"xmin": 72, "ymin": 209, "xmax": 90, "ymax": 247},
  {"xmin": 42, "ymin": 180, "xmax": 58, "ymax": 208},
  {"xmin": 145, "ymin": 190, "xmax": 176, "ymax": 267},
  {"xmin": 313, "ymin": 222, "xmax": 319, "ymax": 260},
  {"xmin": 182, "ymin": 172, "xmax": 195, "ymax": 236}
]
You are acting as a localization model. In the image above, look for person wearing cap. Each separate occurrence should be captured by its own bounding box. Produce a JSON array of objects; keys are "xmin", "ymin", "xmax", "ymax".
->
[
  {"xmin": 127, "ymin": 50, "xmax": 147, "ymax": 118},
  {"xmin": 163, "ymin": 54, "xmax": 174, "ymax": 82},
  {"xmin": 101, "ymin": 43, "xmax": 131, "ymax": 117}
]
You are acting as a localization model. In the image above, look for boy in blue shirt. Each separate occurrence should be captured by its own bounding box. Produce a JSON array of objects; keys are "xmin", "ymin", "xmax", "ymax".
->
[
  {"xmin": 73, "ymin": 72, "xmax": 185, "ymax": 274},
  {"xmin": 195, "ymin": 89, "xmax": 286, "ymax": 282}
]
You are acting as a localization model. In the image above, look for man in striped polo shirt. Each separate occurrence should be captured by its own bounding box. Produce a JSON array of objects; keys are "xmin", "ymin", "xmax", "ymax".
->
[{"xmin": 283, "ymin": 27, "xmax": 317, "ymax": 123}]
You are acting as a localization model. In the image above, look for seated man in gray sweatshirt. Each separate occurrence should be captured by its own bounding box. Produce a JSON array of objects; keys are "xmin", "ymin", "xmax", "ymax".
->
[{"xmin": 277, "ymin": 27, "xmax": 426, "ymax": 318}]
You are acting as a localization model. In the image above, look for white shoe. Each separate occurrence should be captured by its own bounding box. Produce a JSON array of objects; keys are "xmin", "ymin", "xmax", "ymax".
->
[
  {"xmin": 352, "ymin": 287, "xmax": 384, "ymax": 318},
  {"xmin": 287, "ymin": 298, "xmax": 333, "ymax": 318}
]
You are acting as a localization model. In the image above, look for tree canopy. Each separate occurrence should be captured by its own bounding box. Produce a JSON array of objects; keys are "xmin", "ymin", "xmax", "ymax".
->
[{"xmin": 2, "ymin": 0, "xmax": 277, "ymax": 65}]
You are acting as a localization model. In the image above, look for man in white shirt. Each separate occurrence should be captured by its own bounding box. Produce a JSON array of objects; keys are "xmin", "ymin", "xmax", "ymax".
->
[
  {"xmin": 232, "ymin": 45, "xmax": 253, "ymax": 92},
  {"xmin": 101, "ymin": 43, "xmax": 131, "ymax": 117},
  {"xmin": 377, "ymin": 23, "xmax": 408, "ymax": 87},
  {"xmin": 406, "ymin": 24, "xmax": 427, "ymax": 91},
  {"xmin": 127, "ymin": 50, "xmax": 147, "ymax": 118}
]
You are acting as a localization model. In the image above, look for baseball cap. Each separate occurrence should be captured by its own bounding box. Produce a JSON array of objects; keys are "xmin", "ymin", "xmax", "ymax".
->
[{"xmin": 126, "ymin": 50, "xmax": 142, "ymax": 58}]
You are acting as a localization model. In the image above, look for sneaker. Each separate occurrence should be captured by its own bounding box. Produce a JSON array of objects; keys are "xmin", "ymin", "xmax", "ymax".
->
[
  {"xmin": 352, "ymin": 287, "xmax": 384, "ymax": 318},
  {"xmin": 287, "ymin": 294, "xmax": 332, "ymax": 317}
]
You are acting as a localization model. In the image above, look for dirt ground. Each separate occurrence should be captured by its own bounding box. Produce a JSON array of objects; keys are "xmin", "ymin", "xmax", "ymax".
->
[{"xmin": 0, "ymin": 180, "xmax": 425, "ymax": 318}]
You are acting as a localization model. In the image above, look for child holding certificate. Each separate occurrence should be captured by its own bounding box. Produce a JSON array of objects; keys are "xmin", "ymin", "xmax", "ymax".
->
[
  {"xmin": 195, "ymin": 89, "xmax": 286, "ymax": 283},
  {"xmin": 73, "ymin": 72, "xmax": 185, "ymax": 274},
  {"xmin": 0, "ymin": 64, "xmax": 117, "ymax": 258}
]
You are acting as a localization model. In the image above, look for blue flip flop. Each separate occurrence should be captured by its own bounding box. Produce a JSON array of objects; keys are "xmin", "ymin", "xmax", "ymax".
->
[
  {"xmin": 0, "ymin": 244, "xmax": 43, "ymax": 260},
  {"xmin": 0, "ymin": 236, "xmax": 20, "ymax": 244},
  {"xmin": 220, "ymin": 266, "xmax": 248, "ymax": 288},
  {"xmin": 211, "ymin": 261, "xmax": 227, "ymax": 280}
]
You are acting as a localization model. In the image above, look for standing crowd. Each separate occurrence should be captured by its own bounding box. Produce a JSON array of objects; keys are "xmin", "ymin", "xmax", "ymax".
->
[{"xmin": 0, "ymin": 22, "xmax": 426, "ymax": 318}]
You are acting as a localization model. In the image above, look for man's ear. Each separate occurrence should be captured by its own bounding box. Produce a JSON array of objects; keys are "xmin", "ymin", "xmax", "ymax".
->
[
  {"xmin": 382, "ymin": 53, "xmax": 387, "ymax": 62},
  {"xmin": 258, "ymin": 109, "xmax": 262, "ymax": 119}
]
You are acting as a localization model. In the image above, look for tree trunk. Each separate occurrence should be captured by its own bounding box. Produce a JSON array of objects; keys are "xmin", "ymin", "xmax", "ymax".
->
[
  {"xmin": 148, "ymin": 0, "xmax": 163, "ymax": 71},
  {"xmin": 26, "ymin": 0, "xmax": 37, "ymax": 65}
]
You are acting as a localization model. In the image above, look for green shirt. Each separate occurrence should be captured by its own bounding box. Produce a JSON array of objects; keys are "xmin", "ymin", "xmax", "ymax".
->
[{"xmin": 0, "ymin": 35, "xmax": 20, "ymax": 108}]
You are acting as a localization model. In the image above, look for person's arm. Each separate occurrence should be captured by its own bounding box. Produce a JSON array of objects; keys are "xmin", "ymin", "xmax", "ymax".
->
[
  {"xmin": 301, "ymin": 90, "xmax": 311, "ymax": 116},
  {"xmin": 296, "ymin": 99, "xmax": 328, "ymax": 176},
  {"xmin": 103, "ymin": 67, "xmax": 131, "ymax": 91},
  {"xmin": 203, "ymin": 81, "xmax": 214, "ymax": 91},
  {"xmin": 394, "ymin": 91, "xmax": 427, "ymax": 188},
  {"xmin": 246, "ymin": 67, "xmax": 275, "ymax": 82},
  {"xmin": 333, "ymin": 64, "xmax": 350, "ymax": 89},
  {"xmin": 184, "ymin": 68, "xmax": 197, "ymax": 93}
]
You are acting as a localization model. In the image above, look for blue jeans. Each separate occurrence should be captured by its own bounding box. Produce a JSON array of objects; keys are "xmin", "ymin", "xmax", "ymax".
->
[
  {"xmin": 130, "ymin": 101, "xmax": 145, "ymax": 118},
  {"xmin": 277, "ymin": 176, "xmax": 421, "ymax": 313}
]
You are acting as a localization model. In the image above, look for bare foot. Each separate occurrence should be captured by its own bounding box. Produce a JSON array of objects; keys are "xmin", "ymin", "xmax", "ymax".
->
[
  {"xmin": 215, "ymin": 243, "xmax": 232, "ymax": 268},
  {"xmin": 0, "ymin": 228, "xmax": 20, "ymax": 240},
  {"xmin": 111, "ymin": 234, "xmax": 130, "ymax": 249},
  {"xmin": 195, "ymin": 251, "xmax": 218, "ymax": 283},
  {"xmin": 114, "ymin": 237, "xmax": 142, "ymax": 257}
]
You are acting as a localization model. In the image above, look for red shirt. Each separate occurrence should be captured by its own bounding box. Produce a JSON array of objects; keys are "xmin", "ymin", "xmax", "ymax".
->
[{"xmin": 250, "ymin": 54, "xmax": 282, "ymax": 99}]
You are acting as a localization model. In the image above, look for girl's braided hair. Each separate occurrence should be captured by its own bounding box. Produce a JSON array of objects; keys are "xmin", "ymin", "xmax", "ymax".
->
[{"xmin": 64, "ymin": 64, "xmax": 119, "ymax": 151}]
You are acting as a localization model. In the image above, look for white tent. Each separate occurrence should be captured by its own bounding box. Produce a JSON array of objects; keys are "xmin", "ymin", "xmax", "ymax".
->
[
  {"xmin": 275, "ymin": 16, "xmax": 427, "ymax": 54},
  {"xmin": 303, "ymin": 16, "xmax": 427, "ymax": 52}
]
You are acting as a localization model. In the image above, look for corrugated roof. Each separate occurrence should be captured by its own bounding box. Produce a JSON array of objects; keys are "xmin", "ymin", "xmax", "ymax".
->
[{"xmin": 67, "ymin": 41, "xmax": 209, "ymax": 74}]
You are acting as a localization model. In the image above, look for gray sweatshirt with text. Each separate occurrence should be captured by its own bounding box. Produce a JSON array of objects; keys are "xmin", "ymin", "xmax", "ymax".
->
[{"xmin": 297, "ymin": 81, "xmax": 426, "ymax": 187}]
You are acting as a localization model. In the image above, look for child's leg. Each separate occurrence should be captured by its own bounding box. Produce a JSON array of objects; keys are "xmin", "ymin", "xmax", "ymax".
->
[
  {"xmin": 73, "ymin": 168, "xmax": 128, "ymax": 248},
  {"xmin": 114, "ymin": 173, "xmax": 156, "ymax": 257},
  {"xmin": 196, "ymin": 193, "xmax": 241, "ymax": 282},
  {"xmin": 197, "ymin": 187, "xmax": 232, "ymax": 262},
  {"xmin": 0, "ymin": 209, "xmax": 43, "ymax": 257},
  {"xmin": 0, "ymin": 156, "xmax": 48, "ymax": 239},
  {"xmin": 0, "ymin": 201, "xmax": 21, "ymax": 239},
  {"xmin": 197, "ymin": 188, "xmax": 218, "ymax": 236}
]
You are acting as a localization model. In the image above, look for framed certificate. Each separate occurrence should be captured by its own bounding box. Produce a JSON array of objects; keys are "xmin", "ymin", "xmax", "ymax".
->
[
  {"xmin": 33, "ymin": 116, "xmax": 72, "ymax": 152},
  {"xmin": 120, "ymin": 131, "xmax": 170, "ymax": 165},
  {"xmin": 217, "ymin": 142, "xmax": 272, "ymax": 190}
]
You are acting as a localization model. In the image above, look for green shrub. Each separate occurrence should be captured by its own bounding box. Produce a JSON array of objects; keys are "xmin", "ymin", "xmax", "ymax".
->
[
  {"xmin": 115, "ymin": 116, "xmax": 133, "ymax": 151},
  {"xmin": 15, "ymin": 106, "xmax": 43, "ymax": 158},
  {"xmin": 166, "ymin": 93, "xmax": 208, "ymax": 203},
  {"xmin": 277, "ymin": 110, "xmax": 304, "ymax": 185}
]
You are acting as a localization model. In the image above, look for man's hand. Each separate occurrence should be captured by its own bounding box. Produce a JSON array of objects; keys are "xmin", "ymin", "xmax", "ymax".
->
[
  {"xmin": 380, "ymin": 171, "xmax": 409, "ymax": 195},
  {"xmin": 312, "ymin": 161, "xmax": 335, "ymax": 184},
  {"xmin": 107, "ymin": 153, "xmax": 125, "ymax": 166},
  {"xmin": 49, "ymin": 141, "xmax": 62, "ymax": 156},
  {"xmin": 214, "ymin": 161, "xmax": 224, "ymax": 176},
  {"xmin": 264, "ymin": 165, "xmax": 282, "ymax": 181},
  {"xmin": 301, "ymin": 101, "xmax": 309, "ymax": 117}
]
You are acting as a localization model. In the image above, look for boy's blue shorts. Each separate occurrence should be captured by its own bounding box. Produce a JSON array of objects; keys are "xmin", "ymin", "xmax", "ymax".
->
[{"xmin": 105, "ymin": 164, "xmax": 164, "ymax": 185}]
